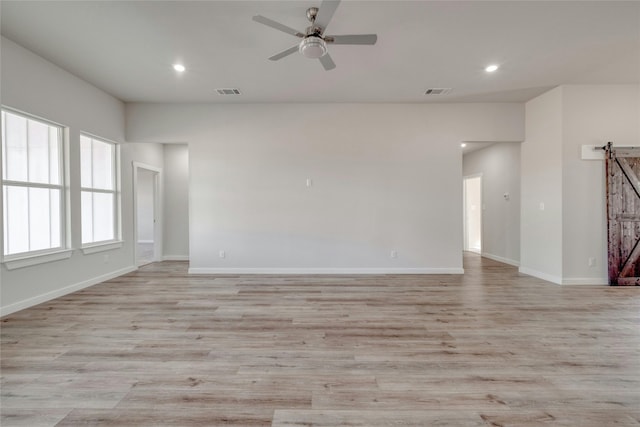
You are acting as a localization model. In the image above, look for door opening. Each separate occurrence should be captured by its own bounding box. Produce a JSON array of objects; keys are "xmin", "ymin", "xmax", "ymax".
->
[
  {"xmin": 133, "ymin": 163, "xmax": 162, "ymax": 266},
  {"xmin": 463, "ymin": 174, "xmax": 482, "ymax": 254}
]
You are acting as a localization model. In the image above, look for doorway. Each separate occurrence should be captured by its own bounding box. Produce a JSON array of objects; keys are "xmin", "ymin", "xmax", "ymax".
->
[
  {"xmin": 133, "ymin": 163, "xmax": 162, "ymax": 266},
  {"xmin": 463, "ymin": 174, "xmax": 482, "ymax": 254}
]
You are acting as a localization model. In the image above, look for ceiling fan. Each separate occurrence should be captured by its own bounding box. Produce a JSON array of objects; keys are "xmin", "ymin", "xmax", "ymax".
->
[{"xmin": 252, "ymin": 0, "xmax": 377, "ymax": 71}]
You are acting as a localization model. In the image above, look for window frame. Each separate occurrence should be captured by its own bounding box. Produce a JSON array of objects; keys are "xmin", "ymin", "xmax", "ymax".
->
[
  {"xmin": 1, "ymin": 107, "xmax": 70, "ymax": 265},
  {"xmin": 79, "ymin": 132, "xmax": 121, "ymax": 249}
]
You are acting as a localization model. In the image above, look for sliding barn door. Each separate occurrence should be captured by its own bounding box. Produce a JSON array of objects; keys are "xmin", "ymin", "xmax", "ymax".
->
[{"xmin": 606, "ymin": 142, "xmax": 640, "ymax": 285}]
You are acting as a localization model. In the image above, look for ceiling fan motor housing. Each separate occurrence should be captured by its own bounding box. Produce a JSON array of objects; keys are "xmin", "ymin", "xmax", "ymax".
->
[
  {"xmin": 299, "ymin": 36, "xmax": 327, "ymax": 58},
  {"xmin": 306, "ymin": 7, "xmax": 319, "ymax": 22}
]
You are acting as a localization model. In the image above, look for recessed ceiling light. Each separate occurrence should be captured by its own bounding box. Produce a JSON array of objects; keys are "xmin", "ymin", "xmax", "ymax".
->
[
  {"xmin": 461, "ymin": 143, "xmax": 467, "ymax": 148},
  {"xmin": 173, "ymin": 64, "xmax": 186, "ymax": 72},
  {"xmin": 485, "ymin": 64, "xmax": 499, "ymax": 73}
]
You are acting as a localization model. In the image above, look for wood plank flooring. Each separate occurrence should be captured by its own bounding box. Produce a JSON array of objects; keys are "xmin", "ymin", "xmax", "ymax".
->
[{"xmin": 1, "ymin": 253, "xmax": 639, "ymax": 426}]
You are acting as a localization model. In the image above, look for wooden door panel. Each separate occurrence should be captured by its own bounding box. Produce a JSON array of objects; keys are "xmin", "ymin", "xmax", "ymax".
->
[{"xmin": 606, "ymin": 142, "xmax": 640, "ymax": 285}]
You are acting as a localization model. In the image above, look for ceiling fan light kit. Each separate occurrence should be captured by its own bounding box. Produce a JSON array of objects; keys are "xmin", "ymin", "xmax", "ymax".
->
[
  {"xmin": 252, "ymin": 0, "xmax": 377, "ymax": 70},
  {"xmin": 299, "ymin": 36, "xmax": 327, "ymax": 59}
]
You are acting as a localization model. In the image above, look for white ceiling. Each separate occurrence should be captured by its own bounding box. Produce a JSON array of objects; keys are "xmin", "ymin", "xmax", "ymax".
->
[{"xmin": 1, "ymin": 1, "xmax": 639, "ymax": 104}]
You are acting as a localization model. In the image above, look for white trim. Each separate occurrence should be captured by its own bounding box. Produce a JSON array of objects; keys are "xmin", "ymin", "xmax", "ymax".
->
[
  {"xmin": 3, "ymin": 249, "xmax": 72, "ymax": 270},
  {"xmin": 78, "ymin": 131, "xmax": 119, "ymax": 146},
  {"xmin": 79, "ymin": 134, "xmax": 120, "ymax": 245},
  {"xmin": 132, "ymin": 162, "xmax": 162, "ymax": 172},
  {"xmin": 163, "ymin": 255, "xmax": 189, "ymax": 261},
  {"xmin": 481, "ymin": 252, "xmax": 520, "ymax": 267},
  {"xmin": 2, "ymin": 180, "xmax": 63, "ymax": 190},
  {"xmin": 1, "ymin": 105, "xmax": 66, "ymax": 128},
  {"xmin": 561, "ymin": 277, "xmax": 608, "ymax": 285},
  {"xmin": 1, "ymin": 108, "xmax": 67, "ymax": 258},
  {"xmin": 132, "ymin": 162, "xmax": 163, "ymax": 266},
  {"xmin": 519, "ymin": 266, "xmax": 608, "ymax": 285},
  {"xmin": 137, "ymin": 260, "xmax": 153, "ymax": 267},
  {"xmin": 463, "ymin": 172, "xmax": 484, "ymax": 179},
  {"xmin": 518, "ymin": 266, "xmax": 562, "ymax": 285},
  {"xmin": 188, "ymin": 267, "xmax": 464, "ymax": 275},
  {"xmin": 81, "ymin": 240, "xmax": 123, "ymax": 254},
  {"xmin": 137, "ymin": 240, "xmax": 154, "ymax": 244},
  {"xmin": 0, "ymin": 265, "xmax": 136, "ymax": 317}
]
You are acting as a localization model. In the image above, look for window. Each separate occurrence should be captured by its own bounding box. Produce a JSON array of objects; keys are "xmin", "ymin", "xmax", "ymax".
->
[
  {"xmin": 80, "ymin": 134, "xmax": 118, "ymax": 245},
  {"xmin": 2, "ymin": 109, "xmax": 65, "ymax": 258}
]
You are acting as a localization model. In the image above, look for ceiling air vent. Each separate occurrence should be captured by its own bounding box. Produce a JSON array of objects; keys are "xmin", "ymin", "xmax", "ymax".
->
[
  {"xmin": 216, "ymin": 88, "xmax": 241, "ymax": 95},
  {"xmin": 425, "ymin": 88, "xmax": 453, "ymax": 95}
]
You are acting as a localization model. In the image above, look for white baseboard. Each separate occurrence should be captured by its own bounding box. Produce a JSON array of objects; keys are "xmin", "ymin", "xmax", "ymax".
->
[
  {"xmin": 481, "ymin": 252, "xmax": 520, "ymax": 267},
  {"xmin": 561, "ymin": 277, "xmax": 608, "ymax": 285},
  {"xmin": 518, "ymin": 266, "xmax": 562, "ymax": 285},
  {"xmin": 188, "ymin": 267, "xmax": 464, "ymax": 275},
  {"xmin": 137, "ymin": 240, "xmax": 154, "ymax": 244},
  {"xmin": 162, "ymin": 255, "xmax": 189, "ymax": 261},
  {"xmin": 519, "ymin": 266, "xmax": 607, "ymax": 286},
  {"xmin": 0, "ymin": 265, "xmax": 137, "ymax": 317}
]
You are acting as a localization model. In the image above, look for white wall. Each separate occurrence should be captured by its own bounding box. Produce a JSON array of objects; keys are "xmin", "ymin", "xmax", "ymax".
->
[
  {"xmin": 163, "ymin": 144, "xmax": 189, "ymax": 260},
  {"xmin": 0, "ymin": 37, "xmax": 164, "ymax": 315},
  {"xmin": 521, "ymin": 87, "xmax": 564, "ymax": 283},
  {"xmin": 0, "ymin": 36, "xmax": 127, "ymax": 313},
  {"xmin": 126, "ymin": 103, "xmax": 524, "ymax": 273},
  {"xmin": 463, "ymin": 142, "xmax": 521, "ymax": 266},
  {"xmin": 521, "ymin": 84, "xmax": 639, "ymax": 285},
  {"xmin": 561, "ymin": 85, "xmax": 640, "ymax": 284}
]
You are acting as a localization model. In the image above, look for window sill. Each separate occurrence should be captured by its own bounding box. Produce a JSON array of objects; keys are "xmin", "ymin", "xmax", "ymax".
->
[
  {"xmin": 81, "ymin": 241, "xmax": 123, "ymax": 255},
  {"xmin": 3, "ymin": 249, "xmax": 73, "ymax": 270}
]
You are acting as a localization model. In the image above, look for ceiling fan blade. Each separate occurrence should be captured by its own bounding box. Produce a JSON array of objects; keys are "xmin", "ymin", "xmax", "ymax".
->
[
  {"xmin": 326, "ymin": 34, "xmax": 377, "ymax": 45},
  {"xmin": 314, "ymin": 0, "xmax": 340, "ymax": 34},
  {"xmin": 319, "ymin": 53, "xmax": 336, "ymax": 71},
  {"xmin": 252, "ymin": 15, "xmax": 304, "ymax": 37},
  {"xmin": 269, "ymin": 45, "xmax": 299, "ymax": 61}
]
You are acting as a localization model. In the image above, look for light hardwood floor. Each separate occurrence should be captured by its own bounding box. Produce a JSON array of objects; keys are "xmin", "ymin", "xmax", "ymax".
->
[{"xmin": 1, "ymin": 253, "xmax": 639, "ymax": 426}]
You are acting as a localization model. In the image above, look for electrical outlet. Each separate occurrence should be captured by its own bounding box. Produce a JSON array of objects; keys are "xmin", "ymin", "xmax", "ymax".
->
[
  {"xmin": 219, "ymin": 250, "xmax": 226, "ymax": 258},
  {"xmin": 391, "ymin": 250, "xmax": 398, "ymax": 258},
  {"xmin": 306, "ymin": 178, "xmax": 313, "ymax": 187},
  {"xmin": 539, "ymin": 202, "xmax": 545, "ymax": 211},
  {"xmin": 588, "ymin": 257, "xmax": 596, "ymax": 267}
]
